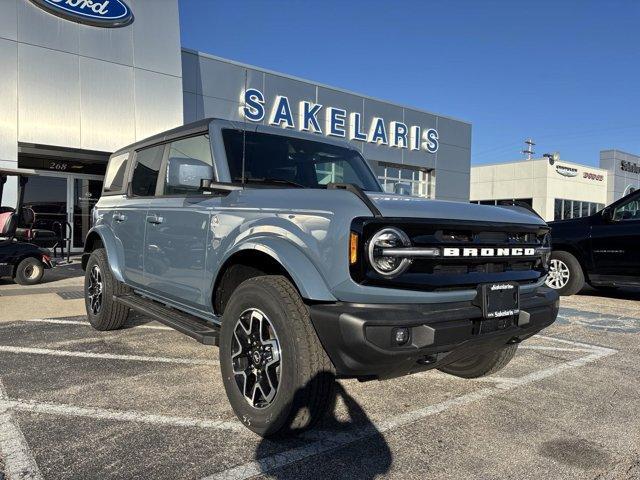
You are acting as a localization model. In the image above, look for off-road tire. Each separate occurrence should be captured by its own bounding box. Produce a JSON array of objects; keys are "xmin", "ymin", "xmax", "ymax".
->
[
  {"xmin": 84, "ymin": 248, "xmax": 130, "ymax": 331},
  {"xmin": 546, "ymin": 250, "xmax": 585, "ymax": 296},
  {"xmin": 14, "ymin": 257, "xmax": 44, "ymax": 285},
  {"xmin": 220, "ymin": 275, "xmax": 335, "ymax": 437},
  {"xmin": 438, "ymin": 344, "xmax": 518, "ymax": 378}
]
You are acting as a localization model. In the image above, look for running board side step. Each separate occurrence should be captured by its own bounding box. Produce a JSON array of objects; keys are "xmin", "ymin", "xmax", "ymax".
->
[{"xmin": 114, "ymin": 294, "xmax": 220, "ymax": 346}]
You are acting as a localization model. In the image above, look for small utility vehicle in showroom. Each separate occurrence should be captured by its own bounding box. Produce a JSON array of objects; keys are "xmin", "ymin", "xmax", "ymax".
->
[{"xmin": 82, "ymin": 119, "xmax": 558, "ymax": 436}]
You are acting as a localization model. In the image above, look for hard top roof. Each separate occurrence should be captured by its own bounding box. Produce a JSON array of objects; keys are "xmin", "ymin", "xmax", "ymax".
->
[{"xmin": 111, "ymin": 118, "xmax": 358, "ymax": 157}]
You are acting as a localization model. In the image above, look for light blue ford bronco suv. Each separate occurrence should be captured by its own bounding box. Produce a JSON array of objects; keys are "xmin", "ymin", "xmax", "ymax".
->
[{"xmin": 82, "ymin": 118, "xmax": 559, "ymax": 436}]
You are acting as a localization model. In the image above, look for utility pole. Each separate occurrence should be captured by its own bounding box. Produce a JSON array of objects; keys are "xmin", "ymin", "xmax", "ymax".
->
[{"xmin": 522, "ymin": 138, "xmax": 535, "ymax": 160}]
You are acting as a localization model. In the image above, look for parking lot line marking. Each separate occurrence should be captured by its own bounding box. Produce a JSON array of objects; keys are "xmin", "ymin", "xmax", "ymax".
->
[
  {"xmin": 0, "ymin": 379, "xmax": 44, "ymax": 480},
  {"xmin": 14, "ymin": 318, "xmax": 174, "ymax": 331},
  {"xmin": 534, "ymin": 334, "xmax": 617, "ymax": 354},
  {"xmin": 519, "ymin": 345, "xmax": 593, "ymax": 353},
  {"xmin": 0, "ymin": 399, "xmax": 245, "ymax": 433},
  {"xmin": 205, "ymin": 338, "xmax": 617, "ymax": 480},
  {"xmin": 0, "ymin": 345, "xmax": 218, "ymax": 366}
]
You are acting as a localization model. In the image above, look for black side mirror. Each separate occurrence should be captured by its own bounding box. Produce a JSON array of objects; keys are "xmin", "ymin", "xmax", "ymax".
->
[{"xmin": 601, "ymin": 207, "xmax": 614, "ymax": 222}]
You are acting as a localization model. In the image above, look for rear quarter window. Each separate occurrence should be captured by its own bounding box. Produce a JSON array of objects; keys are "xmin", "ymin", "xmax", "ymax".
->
[{"xmin": 103, "ymin": 152, "xmax": 130, "ymax": 195}]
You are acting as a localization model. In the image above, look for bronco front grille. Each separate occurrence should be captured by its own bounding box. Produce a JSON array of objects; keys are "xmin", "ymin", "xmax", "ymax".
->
[{"xmin": 350, "ymin": 217, "xmax": 549, "ymax": 292}]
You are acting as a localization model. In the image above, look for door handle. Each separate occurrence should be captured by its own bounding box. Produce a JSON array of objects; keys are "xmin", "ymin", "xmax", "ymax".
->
[
  {"xmin": 113, "ymin": 213, "xmax": 127, "ymax": 223},
  {"xmin": 146, "ymin": 215, "xmax": 164, "ymax": 225}
]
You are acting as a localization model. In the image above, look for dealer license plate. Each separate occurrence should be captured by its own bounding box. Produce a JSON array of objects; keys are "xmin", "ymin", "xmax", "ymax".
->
[{"xmin": 481, "ymin": 282, "xmax": 519, "ymax": 319}]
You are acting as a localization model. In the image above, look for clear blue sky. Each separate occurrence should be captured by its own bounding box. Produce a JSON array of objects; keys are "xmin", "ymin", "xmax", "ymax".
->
[{"xmin": 179, "ymin": 0, "xmax": 640, "ymax": 166}]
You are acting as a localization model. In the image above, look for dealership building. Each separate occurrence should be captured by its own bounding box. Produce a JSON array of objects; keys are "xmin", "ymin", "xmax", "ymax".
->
[
  {"xmin": 470, "ymin": 149, "xmax": 640, "ymax": 221},
  {"xmin": 0, "ymin": 0, "xmax": 471, "ymax": 250}
]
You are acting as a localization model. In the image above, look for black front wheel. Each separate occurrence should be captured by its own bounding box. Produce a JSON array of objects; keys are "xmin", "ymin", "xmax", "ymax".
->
[
  {"xmin": 84, "ymin": 248, "xmax": 130, "ymax": 331},
  {"xmin": 220, "ymin": 275, "xmax": 335, "ymax": 437}
]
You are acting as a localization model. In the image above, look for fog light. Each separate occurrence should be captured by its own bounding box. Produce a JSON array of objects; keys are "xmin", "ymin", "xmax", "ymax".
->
[{"xmin": 394, "ymin": 327, "xmax": 410, "ymax": 346}]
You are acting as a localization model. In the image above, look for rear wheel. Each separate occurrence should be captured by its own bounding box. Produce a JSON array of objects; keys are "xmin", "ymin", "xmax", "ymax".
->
[
  {"xmin": 84, "ymin": 248, "xmax": 130, "ymax": 331},
  {"xmin": 438, "ymin": 344, "xmax": 518, "ymax": 378},
  {"xmin": 14, "ymin": 257, "xmax": 44, "ymax": 285},
  {"xmin": 545, "ymin": 251, "xmax": 585, "ymax": 296},
  {"xmin": 220, "ymin": 275, "xmax": 335, "ymax": 437}
]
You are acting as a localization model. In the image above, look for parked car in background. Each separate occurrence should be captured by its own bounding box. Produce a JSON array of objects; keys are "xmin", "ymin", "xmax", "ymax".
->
[
  {"xmin": 82, "ymin": 118, "xmax": 558, "ymax": 437},
  {"xmin": 546, "ymin": 188, "xmax": 640, "ymax": 295}
]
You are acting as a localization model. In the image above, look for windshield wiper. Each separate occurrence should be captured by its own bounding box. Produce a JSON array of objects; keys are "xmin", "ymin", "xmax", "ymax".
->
[{"xmin": 236, "ymin": 177, "xmax": 305, "ymax": 188}]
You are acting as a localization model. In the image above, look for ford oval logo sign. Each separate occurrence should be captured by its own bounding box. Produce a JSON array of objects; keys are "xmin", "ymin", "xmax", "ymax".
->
[{"xmin": 29, "ymin": 0, "xmax": 134, "ymax": 28}]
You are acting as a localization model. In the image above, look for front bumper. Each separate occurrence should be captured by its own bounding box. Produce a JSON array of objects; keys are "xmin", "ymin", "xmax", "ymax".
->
[{"xmin": 309, "ymin": 288, "xmax": 559, "ymax": 379}]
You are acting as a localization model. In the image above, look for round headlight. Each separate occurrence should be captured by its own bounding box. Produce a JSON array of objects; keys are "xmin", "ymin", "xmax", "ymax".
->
[{"xmin": 367, "ymin": 227, "xmax": 412, "ymax": 277}]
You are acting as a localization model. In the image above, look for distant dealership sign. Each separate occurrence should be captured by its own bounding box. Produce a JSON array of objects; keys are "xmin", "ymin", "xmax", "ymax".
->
[
  {"xmin": 583, "ymin": 171, "xmax": 604, "ymax": 182},
  {"xmin": 240, "ymin": 88, "xmax": 440, "ymax": 153},
  {"xmin": 621, "ymin": 160, "xmax": 640, "ymax": 174},
  {"xmin": 29, "ymin": 0, "xmax": 134, "ymax": 28},
  {"xmin": 555, "ymin": 165, "xmax": 578, "ymax": 177}
]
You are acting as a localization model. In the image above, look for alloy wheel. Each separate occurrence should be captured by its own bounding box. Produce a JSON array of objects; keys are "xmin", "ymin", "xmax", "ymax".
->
[
  {"xmin": 546, "ymin": 258, "xmax": 570, "ymax": 289},
  {"xmin": 231, "ymin": 308, "xmax": 281, "ymax": 409},
  {"xmin": 87, "ymin": 265, "xmax": 104, "ymax": 315}
]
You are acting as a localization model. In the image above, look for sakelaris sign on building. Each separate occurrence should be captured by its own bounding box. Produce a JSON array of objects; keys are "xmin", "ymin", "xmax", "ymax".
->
[
  {"xmin": 240, "ymin": 88, "xmax": 440, "ymax": 154},
  {"xmin": 29, "ymin": 0, "xmax": 134, "ymax": 28}
]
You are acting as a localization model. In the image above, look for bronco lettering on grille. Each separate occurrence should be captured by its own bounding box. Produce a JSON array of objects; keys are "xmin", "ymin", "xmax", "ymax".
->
[{"xmin": 443, "ymin": 247, "xmax": 536, "ymax": 257}]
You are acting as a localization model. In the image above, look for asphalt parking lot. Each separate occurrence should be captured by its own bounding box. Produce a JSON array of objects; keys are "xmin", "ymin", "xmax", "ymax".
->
[{"xmin": 0, "ymin": 276, "xmax": 639, "ymax": 479}]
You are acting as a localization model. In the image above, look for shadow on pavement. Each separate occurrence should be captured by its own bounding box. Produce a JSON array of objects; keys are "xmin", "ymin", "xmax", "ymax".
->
[
  {"xmin": 254, "ymin": 379, "xmax": 392, "ymax": 479},
  {"xmin": 576, "ymin": 284, "xmax": 640, "ymax": 301}
]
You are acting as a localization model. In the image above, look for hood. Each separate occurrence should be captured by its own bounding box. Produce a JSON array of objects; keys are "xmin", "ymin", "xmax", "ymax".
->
[
  {"xmin": 366, "ymin": 193, "xmax": 546, "ymax": 226},
  {"xmin": 548, "ymin": 216, "xmax": 591, "ymax": 227},
  {"xmin": 548, "ymin": 215, "xmax": 592, "ymax": 234}
]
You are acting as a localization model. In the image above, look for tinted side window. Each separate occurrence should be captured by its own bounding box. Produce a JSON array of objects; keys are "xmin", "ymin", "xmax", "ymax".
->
[
  {"xmin": 164, "ymin": 134, "xmax": 214, "ymax": 195},
  {"xmin": 613, "ymin": 194, "xmax": 640, "ymax": 221},
  {"xmin": 131, "ymin": 145, "xmax": 164, "ymax": 197},
  {"xmin": 103, "ymin": 152, "xmax": 129, "ymax": 194}
]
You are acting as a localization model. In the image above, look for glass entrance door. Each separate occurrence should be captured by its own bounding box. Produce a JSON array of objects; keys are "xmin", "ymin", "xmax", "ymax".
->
[
  {"xmin": 20, "ymin": 173, "xmax": 104, "ymax": 251},
  {"xmin": 73, "ymin": 179, "xmax": 103, "ymax": 249}
]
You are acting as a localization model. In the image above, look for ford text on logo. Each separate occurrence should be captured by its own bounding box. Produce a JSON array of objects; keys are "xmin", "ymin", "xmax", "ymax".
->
[
  {"xmin": 29, "ymin": 0, "xmax": 134, "ymax": 28},
  {"xmin": 555, "ymin": 165, "xmax": 578, "ymax": 177},
  {"xmin": 443, "ymin": 247, "xmax": 536, "ymax": 257},
  {"xmin": 240, "ymin": 88, "xmax": 439, "ymax": 153}
]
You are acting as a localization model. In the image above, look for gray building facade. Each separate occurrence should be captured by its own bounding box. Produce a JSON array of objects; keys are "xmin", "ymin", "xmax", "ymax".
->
[
  {"xmin": 0, "ymin": 0, "xmax": 471, "ymax": 250},
  {"xmin": 182, "ymin": 50, "xmax": 471, "ymax": 202},
  {"xmin": 600, "ymin": 150, "xmax": 640, "ymax": 203}
]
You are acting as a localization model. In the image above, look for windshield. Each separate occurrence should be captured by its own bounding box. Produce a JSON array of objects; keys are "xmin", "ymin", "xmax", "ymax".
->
[{"xmin": 222, "ymin": 129, "xmax": 382, "ymax": 191}]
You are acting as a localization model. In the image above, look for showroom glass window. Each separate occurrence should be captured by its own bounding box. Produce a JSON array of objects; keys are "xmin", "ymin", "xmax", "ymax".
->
[
  {"xmin": 563, "ymin": 199, "xmax": 572, "ymax": 219},
  {"xmin": 131, "ymin": 145, "xmax": 165, "ymax": 196},
  {"xmin": 554, "ymin": 199, "xmax": 604, "ymax": 220},
  {"xmin": 554, "ymin": 199, "xmax": 563, "ymax": 220},
  {"xmin": 375, "ymin": 163, "xmax": 432, "ymax": 197}
]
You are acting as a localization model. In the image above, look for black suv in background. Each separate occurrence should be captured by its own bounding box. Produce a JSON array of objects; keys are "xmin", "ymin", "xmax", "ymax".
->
[{"xmin": 546, "ymin": 188, "xmax": 640, "ymax": 295}]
